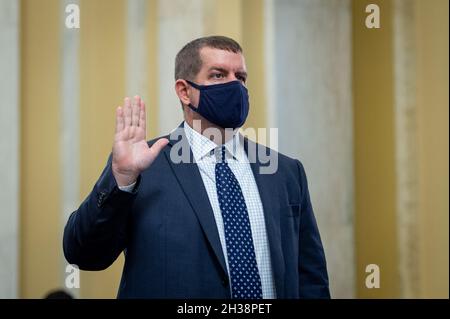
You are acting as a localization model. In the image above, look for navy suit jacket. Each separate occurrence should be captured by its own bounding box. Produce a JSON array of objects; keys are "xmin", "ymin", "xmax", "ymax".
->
[{"xmin": 63, "ymin": 123, "xmax": 330, "ymax": 298}]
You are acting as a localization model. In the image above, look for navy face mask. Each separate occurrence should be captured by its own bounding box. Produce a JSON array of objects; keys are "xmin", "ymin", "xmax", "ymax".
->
[{"xmin": 186, "ymin": 80, "xmax": 249, "ymax": 129}]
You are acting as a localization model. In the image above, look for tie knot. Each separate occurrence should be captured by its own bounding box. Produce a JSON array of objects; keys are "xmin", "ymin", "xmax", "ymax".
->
[
  {"xmin": 220, "ymin": 145, "xmax": 226, "ymax": 162},
  {"xmin": 212, "ymin": 146, "xmax": 227, "ymax": 163}
]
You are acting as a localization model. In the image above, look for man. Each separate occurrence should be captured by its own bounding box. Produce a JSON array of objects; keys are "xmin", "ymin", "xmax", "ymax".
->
[{"xmin": 63, "ymin": 36, "xmax": 330, "ymax": 299}]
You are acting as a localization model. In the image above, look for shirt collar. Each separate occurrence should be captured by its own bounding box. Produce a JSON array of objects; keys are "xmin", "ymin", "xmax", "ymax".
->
[{"xmin": 183, "ymin": 121, "xmax": 246, "ymax": 162}]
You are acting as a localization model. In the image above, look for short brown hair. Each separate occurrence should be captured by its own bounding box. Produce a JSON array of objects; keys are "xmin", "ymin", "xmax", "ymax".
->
[{"xmin": 174, "ymin": 35, "xmax": 243, "ymax": 81}]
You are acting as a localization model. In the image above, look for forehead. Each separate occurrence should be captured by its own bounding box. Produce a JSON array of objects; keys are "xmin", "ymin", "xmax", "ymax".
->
[{"xmin": 199, "ymin": 47, "xmax": 246, "ymax": 71}]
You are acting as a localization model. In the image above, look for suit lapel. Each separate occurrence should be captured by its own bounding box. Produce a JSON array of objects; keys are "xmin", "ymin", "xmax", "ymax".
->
[
  {"xmin": 163, "ymin": 124, "xmax": 228, "ymax": 278},
  {"xmin": 244, "ymin": 137, "xmax": 286, "ymax": 298}
]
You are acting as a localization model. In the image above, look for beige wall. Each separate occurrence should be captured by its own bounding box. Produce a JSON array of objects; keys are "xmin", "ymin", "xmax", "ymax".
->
[
  {"xmin": 353, "ymin": 0, "xmax": 448, "ymax": 298},
  {"xmin": 353, "ymin": 0, "xmax": 400, "ymax": 298},
  {"xmin": 415, "ymin": 0, "xmax": 449, "ymax": 298},
  {"xmin": 20, "ymin": 0, "xmax": 61, "ymax": 298}
]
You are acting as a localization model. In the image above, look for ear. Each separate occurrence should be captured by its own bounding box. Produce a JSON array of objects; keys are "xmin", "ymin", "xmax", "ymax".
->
[{"xmin": 175, "ymin": 79, "xmax": 191, "ymax": 107}]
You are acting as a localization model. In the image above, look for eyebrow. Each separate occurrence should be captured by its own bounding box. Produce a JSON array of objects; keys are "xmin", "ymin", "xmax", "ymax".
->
[{"xmin": 208, "ymin": 67, "xmax": 247, "ymax": 79}]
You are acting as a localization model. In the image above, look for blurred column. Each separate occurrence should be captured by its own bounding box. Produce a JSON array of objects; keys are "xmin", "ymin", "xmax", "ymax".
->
[
  {"xmin": 126, "ymin": 0, "xmax": 159, "ymax": 137},
  {"xmin": 126, "ymin": 0, "xmax": 148, "ymax": 101},
  {"xmin": 157, "ymin": 0, "xmax": 205, "ymax": 134},
  {"xmin": 0, "ymin": 0, "xmax": 20, "ymax": 299},
  {"xmin": 60, "ymin": 0, "xmax": 80, "ymax": 298},
  {"xmin": 269, "ymin": 0, "xmax": 354, "ymax": 297},
  {"xmin": 393, "ymin": 0, "xmax": 420, "ymax": 298}
]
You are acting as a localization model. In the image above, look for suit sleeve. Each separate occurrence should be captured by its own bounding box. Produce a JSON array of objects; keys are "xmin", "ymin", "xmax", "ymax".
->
[
  {"xmin": 63, "ymin": 155, "xmax": 140, "ymax": 270},
  {"xmin": 296, "ymin": 160, "xmax": 331, "ymax": 298}
]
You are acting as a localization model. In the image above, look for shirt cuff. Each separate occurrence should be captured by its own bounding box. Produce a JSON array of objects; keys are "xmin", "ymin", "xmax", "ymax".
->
[{"xmin": 118, "ymin": 181, "xmax": 137, "ymax": 193}]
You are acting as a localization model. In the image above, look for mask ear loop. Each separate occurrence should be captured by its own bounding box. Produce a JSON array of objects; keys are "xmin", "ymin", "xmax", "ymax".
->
[
  {"xmin": 185, "ymin": 79, "xmax": 202, "ymax": 90},
  {"xmin": 184, "ymin": 80, "xmax": 201, "ymax": 112},
  {"xmin": 187, "ymin": 103, "xmax": 199, "ymax": 113}
]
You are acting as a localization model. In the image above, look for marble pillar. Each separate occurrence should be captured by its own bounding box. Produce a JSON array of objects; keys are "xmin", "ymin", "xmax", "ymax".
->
[
  {"xmin": 270, "ymin": 0, "xmax": 354, "ymax": 298},
  {"xmin": 0, "ymin": 0, "xmax": 20, "ymax": 299}
]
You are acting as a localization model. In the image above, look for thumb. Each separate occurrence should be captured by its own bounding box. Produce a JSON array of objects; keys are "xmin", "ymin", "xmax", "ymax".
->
[{"xmin": 149, "ymin": 138, "xmax": 169, "ymax": 159}]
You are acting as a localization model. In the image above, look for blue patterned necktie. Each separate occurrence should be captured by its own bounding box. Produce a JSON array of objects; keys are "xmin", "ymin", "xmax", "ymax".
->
[{"xmin": 215, "ymin": 145, "xmax": 263, "ymax": 299}]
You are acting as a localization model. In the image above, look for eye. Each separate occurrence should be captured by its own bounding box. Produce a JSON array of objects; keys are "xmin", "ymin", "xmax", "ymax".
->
[
  {"xmin": 211, "ymin": 73, "xmax": 224, "ymax": 79},
  {"xmin": 237, "ymin": 75, "xmax": 247, "ymax": 83}
]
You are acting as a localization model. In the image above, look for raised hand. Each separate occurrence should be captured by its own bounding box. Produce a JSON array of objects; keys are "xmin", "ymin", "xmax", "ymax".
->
[{"xmin": 112, "ymin": 96, "xmax": 169, "ymax": 186}]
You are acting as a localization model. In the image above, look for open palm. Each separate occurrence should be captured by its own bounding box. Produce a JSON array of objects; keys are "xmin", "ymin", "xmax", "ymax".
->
[{"xmin": 112, "ymin": 96, "xmax": 168, "ymax": 186}]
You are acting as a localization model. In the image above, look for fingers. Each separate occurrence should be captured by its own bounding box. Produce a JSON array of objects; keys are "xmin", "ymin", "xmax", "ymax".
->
[
  {"xmin": 124, "ymin": 97, "xmax": 132, "ymax": 127},
  {"xmin": 119, "ymin": 95, "xmax": 144, "ymax": 134},
  {"xmin": 116, "ymin": 106, "xmax": 125, "ymax": 133},
  {"xmin": 138, "ymin": 99, "xmax": 146, "ymax": 130},
  {"xmin": 131, "ymin": 95, "xmax": 140, "ymax": 127},
  {"xmin": 149, "ymin": 138, "xmax": 169, "ymax": 159}
]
